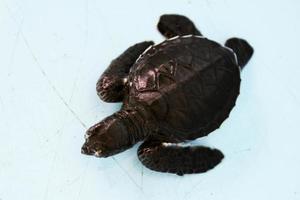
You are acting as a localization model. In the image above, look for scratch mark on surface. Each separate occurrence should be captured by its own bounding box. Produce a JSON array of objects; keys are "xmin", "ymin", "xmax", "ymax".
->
[
  {"xmin": 183, "ymin": 180, "xmax": 203, "ymax": 200},
  {"xmin": 8, "ymin": 17, "xmax": 24, "ymax": 76},
  {"xmin": 141, "ymin": 165, "xmax": 144, "ymax": 191},
  {"xmin": 85, "ymin": 0, "xmax": 89, "ymax": 44},
  {"xmin": 287, "ymin": 90, "xmax": 300, "ymax": 105},
  {"xmin": 68, "ymin": 74, "xmax": 79, "ymax": 103},
  {"xmin": 96, "ymin": 7, "xmax": 115, "ymax": 47},
  {"xmin": 65, "ymin": 176, "xmax": 81, "ymax": 187},
  {"xmin": 262, "ymin": 61, "xmax": 300, "ymax": 106},
  {"xmin": 21, "ymin": 33, "xmax": 87, "ymax": 129},
  {"xmin": 223, "ymin": 0, "xmax": 229, "ymax": 6},
  {"xmin": 56, "ymin": 175, "xmax": 82, "ymax": 194},
  {"xmin": 233, "ymin": 148, "xmax": 251, "ymax": 154},
  {"xmin": 0, "ymin": 96, "xmax": 4, "ymax": 112},
  {"xmin": 43, "ymin": 149, "xmax": 59, "ymax": 200},
  {"xmin": 42, "ymin": 111, "xmax": 68, "ymax": 200},
  {"xmin": 111, "ymin": 157, "xmax": 143, "ymax": 192},
  {"xmin": 5, "ymin": 2, "xmax": 87, "ymax": 129},
  {"xmin": 205, "ymin": 0, "xmax": 212, "ymax": 9},
  {"xmin": 68, "ymin": 0, "xmax": 89, "ymax": 104},
  {"xmin": 76, "ymin": 160, "xmax": 90, "ymax": 200}
]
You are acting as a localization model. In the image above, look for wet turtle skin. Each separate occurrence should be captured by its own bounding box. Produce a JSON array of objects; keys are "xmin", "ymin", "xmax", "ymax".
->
[{"xmin": 82, "ymin": 14, "xmax": 254, "ymax": 176}]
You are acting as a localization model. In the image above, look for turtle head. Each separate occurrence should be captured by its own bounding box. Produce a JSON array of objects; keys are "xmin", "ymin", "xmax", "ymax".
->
[{"xmin": 81, "ymin": 115, "xmax": 130, "ymax": 157}]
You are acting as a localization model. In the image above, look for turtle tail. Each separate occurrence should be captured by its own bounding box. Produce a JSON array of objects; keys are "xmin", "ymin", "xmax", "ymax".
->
[
  {"xmin": 138, "ymin": 139, "xmax": 224, "ymax": 176},
  {"xmin": 225, "ymin": 38, "xmax": 254, "ymax": 68}
]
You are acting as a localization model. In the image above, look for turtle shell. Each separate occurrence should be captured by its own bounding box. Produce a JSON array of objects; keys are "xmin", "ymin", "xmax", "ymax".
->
[{"xmin": 127, "ymin": 36, "xmax": 240, "ymax": 140}]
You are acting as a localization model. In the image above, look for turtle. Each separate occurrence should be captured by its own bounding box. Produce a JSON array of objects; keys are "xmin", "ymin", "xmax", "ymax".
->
[{"xmin": 81, "ymin": 14, "xmax": 254, "ymax": 175}]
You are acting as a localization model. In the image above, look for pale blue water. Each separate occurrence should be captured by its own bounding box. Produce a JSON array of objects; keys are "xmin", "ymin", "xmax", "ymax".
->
[{"xmin": 0, "ymin": 0, "xmax": 300, "ymax": 199}]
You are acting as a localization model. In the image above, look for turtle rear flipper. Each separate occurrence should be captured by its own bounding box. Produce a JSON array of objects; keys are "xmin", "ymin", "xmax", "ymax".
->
[
  {"xmin": 138, "ymin": 139, "xmax": 224, "ymax": 176},
  {"xmin": 97, "ymin": 41, "xmax": 154, "ymax": 102},
  {"xmin": 225, "ymin": 38, "xmax": 254, "ymax": 68},
  {"xmin": 157, "ymin": 14, "xmax": 202, "ymax": 38}
]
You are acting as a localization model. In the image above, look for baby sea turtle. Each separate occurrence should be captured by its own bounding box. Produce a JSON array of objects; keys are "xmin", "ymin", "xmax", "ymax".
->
[{"xmin": 81, "ymin": 14, "xmax": 254, "ymax": 175}]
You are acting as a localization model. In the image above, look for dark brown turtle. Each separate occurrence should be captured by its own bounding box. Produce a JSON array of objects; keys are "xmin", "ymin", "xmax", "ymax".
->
[{"xmin": 81, "ymin": 14, "xmax": 254, "ymax": 175}]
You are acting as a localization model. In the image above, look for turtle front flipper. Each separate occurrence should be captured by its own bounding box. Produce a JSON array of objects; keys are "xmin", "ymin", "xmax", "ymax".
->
[
  {"xmin": 225, "ymin": 38, "xmax": 254, "ymax": 69},
  {"xmin": 138, "ymin": 138, "xmax": 224, "ymax": 176},
  {"xmin": 157, "ymin": 14, "xmax": 202, "ymax": 38},
  {"xmin": 97, "ymin": 41, "xmax": 154, "ymax": 102}
]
